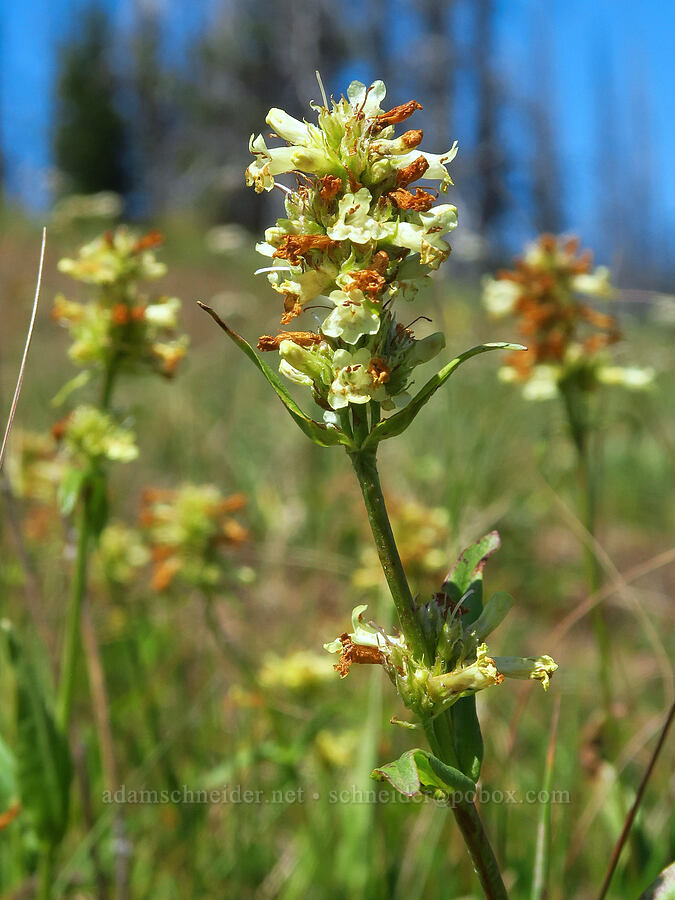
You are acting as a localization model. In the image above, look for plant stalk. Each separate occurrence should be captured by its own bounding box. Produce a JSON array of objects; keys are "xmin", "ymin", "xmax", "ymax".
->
[
  {"xmin": 37, "ymin": 845, "xmax": 56, "ymax": 900},
  {"xmin": 56, "ymin": 495, "xmax": 91, "ymax": 732},
  {"xmin": 349, "ymin": 449, "xmax": 429, "ymax": 664},
  {"xmin": 560, "ymin": 383, "xmax": 612, "ymax": 720},
  {"xmin": 350, "ymin": 447, "xmax": 508, "ymax": 899}
]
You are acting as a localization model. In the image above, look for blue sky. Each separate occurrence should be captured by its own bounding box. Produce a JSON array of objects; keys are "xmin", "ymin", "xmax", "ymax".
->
[{"xmin": 1, "ymin": 0, "xmax": 673, "ymax": 264}]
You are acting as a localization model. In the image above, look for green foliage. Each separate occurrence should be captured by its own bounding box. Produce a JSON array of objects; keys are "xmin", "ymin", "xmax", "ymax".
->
[
  {"xmin": 372, "ymin": 748, "xmax": 476, "ymax": 797},
  {"xmin": 363, "ymin": 343, "xmax": 525, "ymax": 449},
  {"xmin": 0, "ymin": 222, "xmax": 671, "ymax": 899},
  {"xmin": 198, "ymin": 302, "xmax": 346, "ymax": 448},
  {"xmin": 1, "ymin": 623, "xmax": 72, "ymax": 848}
]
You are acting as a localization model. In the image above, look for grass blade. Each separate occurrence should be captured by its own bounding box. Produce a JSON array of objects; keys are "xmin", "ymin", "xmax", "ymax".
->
[{"xmin": 531, "ymin": 696, "xmax": 561, "ymax": 900}]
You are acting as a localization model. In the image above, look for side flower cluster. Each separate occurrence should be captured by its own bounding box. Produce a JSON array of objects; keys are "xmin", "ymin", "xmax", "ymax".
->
[
  {"xmin": 54, "ymin": 227, "xmax": 188, "ymax": 379},
  {"xmin": 139, "ymin": 485, "xmax": 250, "ymax": 592},
  {"xmin": 325, "ymin": 534, "xmax": 557, "ymax": 720},
  {"xmin": 482, "ymin": 234, "xmax": 654, "ymax": 400},
  {"xmin": 246, "ymin": 79, "xmax": 458, "ymax": 418}
]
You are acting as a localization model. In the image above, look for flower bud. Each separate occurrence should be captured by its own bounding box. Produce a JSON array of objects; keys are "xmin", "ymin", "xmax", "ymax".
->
[
  {"xmin": 266, "ymin": 108, "xmax": 312, "ymax": 145},
  {"xmin": 408, "ymin": 332, "xmax": 445, "ymax": 366},
  {"xmin": 492, "ymin": 655, "xmax": 558, "ymax": 690},
  {"xmin": 279, "ymin": 340, "xmax": 332, "ymax": 385}
]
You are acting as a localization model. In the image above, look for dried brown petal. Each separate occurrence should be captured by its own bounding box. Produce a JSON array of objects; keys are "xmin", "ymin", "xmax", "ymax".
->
[
  {"xmin": 257, "ymin": 331, "xmax": 322, "ymax": 351},
  {"xmin": 280, "ymin": 294, "xmax": 303, "ymax": 325},
  {"xmin": 375, "ymin": 100, "xmax": 423, "ymax": 127},
  {"xmin": 319, "ymin": 174, "xmax": 342, "ymax": 203},
  {"xmin": 346, "ymin": 269, "xmax": 387, "ymax": 299},
  {"xmin": 273, "ymin": 234, "xmax": 338, "ymax": 266},
  {"xmin": 395, "ymin": 155, "xmax": 430, "ymax": 188},
  {"xmin": 133, "ymin": 230, "xmax": 164, "ymax": 253},
  {"xmin": 367, "ymin": 357, "xmax": 390, "ymax": 386},
  {"xmin": 388, "ymin": 187, "xmax": 436, "ymax": 212},
  {"xmin": 334, "ymin": 634, "xmax": 385, "ymax": 679}
]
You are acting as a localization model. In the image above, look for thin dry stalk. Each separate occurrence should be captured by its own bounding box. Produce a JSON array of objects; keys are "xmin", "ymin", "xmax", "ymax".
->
[
  {"xmin": 0, "ymin": 228, "xmax": 46, "ymax": 470},
  {"xmin": 597, "ymin": 700, "xmax": 675, "ymax": 900}
]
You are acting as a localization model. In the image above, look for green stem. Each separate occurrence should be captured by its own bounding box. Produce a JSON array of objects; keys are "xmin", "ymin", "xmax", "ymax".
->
[
  {"xmin": 560, "ymin": 384, "xmax": 612, "ymax": 719},
  {"xmin": 427, "ymin": 714, "xmax": 508, "ymax": 899},
  {"xmin": 349, "ymin": 449, "xmax": 429, "ymax": 663},
  {"xmin": 37, "ymin": 846, "xmax": 55, "ymax": 900},
  {"xmin": 100, "ymin": 354, "xmax": 119, "ymax": 410},
  {"xmin": 349, "ymin": 447, "xmax": 508, "ymax": 899},
  {"xmin": 57, "ymin": 356, "xmax": 119, "ymax": 734},
  {"xmin": 56, "ymin": 494, "xmax": 91, "ymax": 732}
]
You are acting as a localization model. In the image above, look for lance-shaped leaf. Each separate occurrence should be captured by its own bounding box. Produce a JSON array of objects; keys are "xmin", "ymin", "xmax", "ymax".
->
[
  {"xmin": 1, "ymin": 621, "xmax": 72, "ymax": 846},
  {"xmin": 442, "ymin": 531, "xmax": 501, "ymax": 622},
  {"xmin": 372, "ymin": 748, "xmax": 475, "ymax": 798},
  {"xmin": 198, "ymin": 301, "xmax": 347, "ymax": 448},
  {"xmin": 442, "ymin": 532, "xmax": 502, "ymax": 781},
  {"xmin": 362, "ymin": 342, "xmax": 525, "ymax": 448}
]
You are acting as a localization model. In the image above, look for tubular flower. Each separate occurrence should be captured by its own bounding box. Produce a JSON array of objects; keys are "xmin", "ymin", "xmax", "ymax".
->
[
  {"xmin": 482, "ymin": 234, "xmax": 653, "ymax": 397},
  {"xmin": 247, "ymin": 79, "xmax": 457, "ymax": 418},
  {"xmin": 54, "ymin": 227, "xmax": 188, "ymax": 379},
  {"xmin": 139, "ymin": 485, "xmax": 250, "ymax": 592},
  {"xmin": 324, "ymin": 536, "xmax": 557, "ymax": 720}
]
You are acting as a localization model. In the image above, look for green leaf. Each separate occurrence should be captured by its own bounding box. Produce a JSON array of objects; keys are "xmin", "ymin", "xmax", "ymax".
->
[
  {"xmin": 451, "ymin": 698, "xmax": 483, "ymax": 782},
  {"xmin": 371, "ymin": 748, "xmax": 475, "ymax": 798},
  {"xmin": 198, "ymin": 301, "xmax": 347, "ymax": 448},
  {"xmin": 442, "ymin": 531, "xmax": 501, "ymax": 622},
  {"xmin": 531, "ymin": 700, "xmax": 560, "ymax": 900},
  {"xmin": 1, "ymin": 622, "xmax": 72, "ymax": 846},
  {"xmin": 441, "ymin": 532, "xmax": 501, "ymax": 780},
  {"xmin": 363, "ymin": 342, "xmax": 525, "ymax": 448},
  {"xmin": 57, "ymin": 467, "xmax": 86, "ymax": 517}
]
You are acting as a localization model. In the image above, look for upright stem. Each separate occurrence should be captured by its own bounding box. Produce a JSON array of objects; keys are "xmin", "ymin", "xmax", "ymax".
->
[
  {"xmin": 37, "ymin": 845, "xmax": 56, "ymax": 900},
  {"xmin": 100, "ymin": 354, "xmax": 119, "ymax": 411},
  {"xmin": 349, "ymin": 447, "xmax": 508, "ymax": 899},
  {"xmin": 56, "ymin": 496, "xmax": 91, "ymax": 731},
  {"xmin": 57, "ymin": 358, "xmax": 118, "ymax": 734},
  {"xmin": 560, "ymin": 384, "xmax": 612, "ymax": 719},
  {"xmin": 349, "ymin": 449, "xmax": 428, "ymax": 664}
]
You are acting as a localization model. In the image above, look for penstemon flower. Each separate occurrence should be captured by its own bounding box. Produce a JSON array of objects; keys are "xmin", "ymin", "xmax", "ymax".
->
[
  {"xmin": 56, "ymin": 405, "xmax": 139, "ymax": 465},
  {"xmin": 482, "ymin": 233, "xmax": 654, "ymax": 400},
  {"xmin": 139, "ymin": 484, "xmax": 250, "ymax": 592},
  {"xmin": 203, "ymin": 78, "xmax": 557, "ymax": 897},
  {"xmin": 483, "ymin": 234, "xmax": 654, "ymax": 737},
  {"xmin": 5, "ymin": 430, "xmax": 68, "ymax": 505},
  {"xmin": 54, "ymin": 227, "xmax": 188, "ymax": 380},
  {"xmin": 244, "ymin": 79, "xmax": 464, "ymax": 418},
  {"xmin": 325, "ymin": 539, "xmax": 557, "ymax": 719}
]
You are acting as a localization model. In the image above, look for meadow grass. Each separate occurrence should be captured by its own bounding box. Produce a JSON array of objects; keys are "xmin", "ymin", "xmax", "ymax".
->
[{"xmin": 0, "ymin": 216, "xmax": 673, "ymax": 899}]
